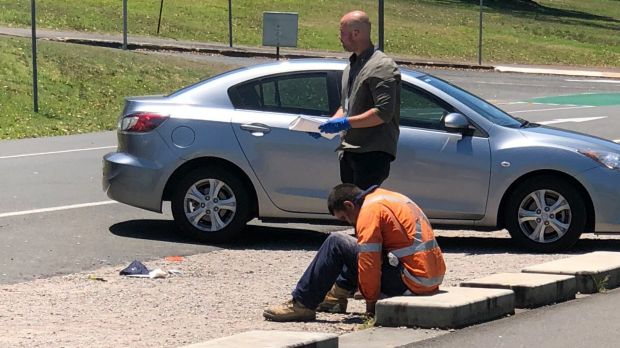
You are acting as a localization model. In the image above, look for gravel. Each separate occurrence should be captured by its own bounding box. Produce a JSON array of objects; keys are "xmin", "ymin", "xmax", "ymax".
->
[{"xmin": 1, "ymin": 229, "xmax": 618, "ymax": 348}]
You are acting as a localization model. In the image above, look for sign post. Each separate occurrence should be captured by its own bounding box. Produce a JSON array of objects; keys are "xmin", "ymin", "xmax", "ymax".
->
[{"xmin": 262, "ymin": 12, "xmax": 298, "ymax": 61}]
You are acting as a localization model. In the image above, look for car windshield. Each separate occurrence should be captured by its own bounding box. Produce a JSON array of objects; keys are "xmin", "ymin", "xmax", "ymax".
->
[{"xmin": 417, "ymin": 75, "xmax": 523, "ymax": 128}]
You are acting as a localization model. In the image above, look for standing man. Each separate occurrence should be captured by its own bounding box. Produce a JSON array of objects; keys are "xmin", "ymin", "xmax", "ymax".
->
[
  {"xmin": 319, "ymin": 10, "xmax": 401, "ymax": 190},
  {"xmin": 263, "ymin": 184, "xmax": 445, "ymax": 322}
]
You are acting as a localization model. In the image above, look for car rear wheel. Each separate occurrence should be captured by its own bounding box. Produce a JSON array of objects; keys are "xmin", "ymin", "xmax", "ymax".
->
[
  {"xmin": 171, "ymin": 167, "xmax": 251, "ymax": 244},
  {"xmin": 505, "ymin": 175, "xmax": 586, "ymax": 252}
]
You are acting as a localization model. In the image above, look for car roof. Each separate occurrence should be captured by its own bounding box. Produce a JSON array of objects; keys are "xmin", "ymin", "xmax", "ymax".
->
[
  {"xmin": 168, "ymin": 58, "xmax": 426, "ymax": 105},
  {"xmin": 225, "ymin": 58, "xmax": 426, "ymax": 78}
]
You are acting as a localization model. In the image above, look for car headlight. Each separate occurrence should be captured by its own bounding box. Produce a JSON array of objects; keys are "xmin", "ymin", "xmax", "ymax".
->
[{"xmin": 579, "ymin": 150, "xmax": 620, "ymax": 171}]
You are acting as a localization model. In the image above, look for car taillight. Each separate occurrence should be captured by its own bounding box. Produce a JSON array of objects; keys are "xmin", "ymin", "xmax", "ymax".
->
[{"xmin": 119, "ymin": 112, "xmax": 169, "ymax": 132}]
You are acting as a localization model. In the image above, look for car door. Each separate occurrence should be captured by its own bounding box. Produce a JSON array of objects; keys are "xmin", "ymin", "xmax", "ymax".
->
[
  {"xmin": 386, "ymin": 82, "xmax": 491, "ymax": 219},
  {"xmin": 230, "ymin": 71, "xmax": 342, "ymax": 213}
]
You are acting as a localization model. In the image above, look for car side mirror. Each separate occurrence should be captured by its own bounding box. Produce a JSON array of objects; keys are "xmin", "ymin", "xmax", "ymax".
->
[{"xmin": 444, "ymin": 113, "xmax": 470, "ymax": 133}]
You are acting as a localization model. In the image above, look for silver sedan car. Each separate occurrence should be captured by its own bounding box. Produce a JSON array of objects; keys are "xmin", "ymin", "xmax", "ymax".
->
[{"xmin": 103, "ymin": 59, "xmax": 620, "ymax": 252}]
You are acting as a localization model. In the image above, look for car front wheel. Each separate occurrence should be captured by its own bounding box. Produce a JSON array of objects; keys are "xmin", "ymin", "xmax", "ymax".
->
[
  {"xmin": 171, "ymin": 167, "xmax": 251, "ymax": 244},
  {"xmin": 505, "ymin": 175, "xmax": 586, "ymax": 252}
]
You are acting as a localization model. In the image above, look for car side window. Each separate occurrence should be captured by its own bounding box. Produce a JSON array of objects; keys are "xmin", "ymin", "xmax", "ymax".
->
[
  {"xmin": 230, "ymin": 73, "xmax": 330, "ymax": 116},
  {"xmin": 400, "ymin": 83, "xmax": 455, "ymax": 130}
]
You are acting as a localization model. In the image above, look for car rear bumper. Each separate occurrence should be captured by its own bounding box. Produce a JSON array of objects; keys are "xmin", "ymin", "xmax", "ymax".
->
[
  {"xmin": 103, "ymin": 152, "xmax": 166, "ymax": 212},
  {"xmin": 578, "ymin": 166, "xmax": 620, "ymax": 233}
]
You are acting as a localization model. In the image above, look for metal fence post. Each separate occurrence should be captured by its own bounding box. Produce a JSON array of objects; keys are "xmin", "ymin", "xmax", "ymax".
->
[
  {"xmin": 123, "ymin": 0, "xmax": 128, "ymax": 49},
  {"xmin": 478, "ymin": 0, "xmax": 483, "ymax": 65},
  {"xmin": 31, "ymin": 0, "xmax": 39, "ymax": 113},
  {"xmin": 157, "ymin": 0, "xmax": 164, "ymax": 34},
  {"xmin": 378, "ymin": 0, "xmax": 384, "ymax": 51},
  {"xmin": 228, "ymin": 0, "xmax": 233, "ymax": 47}
]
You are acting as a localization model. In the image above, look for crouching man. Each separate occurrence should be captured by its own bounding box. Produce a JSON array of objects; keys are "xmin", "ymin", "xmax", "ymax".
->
[{"xmin": 263, "ymin": 184, "xmax": 446, "ymax": 321}]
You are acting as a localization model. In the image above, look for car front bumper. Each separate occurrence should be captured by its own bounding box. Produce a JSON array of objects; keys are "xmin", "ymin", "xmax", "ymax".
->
[{"xmin": 577, "ymin": 166, "xmax": 620, "ymax": 233}]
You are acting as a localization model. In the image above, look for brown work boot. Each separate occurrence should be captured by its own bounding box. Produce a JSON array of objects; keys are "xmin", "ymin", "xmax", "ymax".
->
[
  {"xmin": 263, "ymin": 299, "xmax": 316, "ymax": 322},
  {"xmin": 316, "ymin": 284, "xmax": 354, "ymax": 313}
]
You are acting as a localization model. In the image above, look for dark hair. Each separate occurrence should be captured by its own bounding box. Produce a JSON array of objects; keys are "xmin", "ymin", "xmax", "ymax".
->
[{"xmin": 327, "ymin": 183, "xmax": 363, "ymax": 215}]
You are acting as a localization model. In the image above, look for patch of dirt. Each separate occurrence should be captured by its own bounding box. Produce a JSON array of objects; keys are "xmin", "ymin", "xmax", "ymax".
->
[{"xmin": 1, "ymin": 229, "xmax": 617, "ymax": 347}]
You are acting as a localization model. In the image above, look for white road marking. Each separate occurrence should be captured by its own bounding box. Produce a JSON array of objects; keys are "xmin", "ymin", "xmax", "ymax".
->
[
  {"xmin": 537, "ymin": 116, "xmax": 608, "ymax": 125},
  {"xmin": 0, "ymin": 146, "xmax": 116, "ymax": 160},
  {"xmin": 475, "ymin": 81, "xmax": 547, "ymax": 87},
  {"xmin": 565, "ymin": 79, "xmax": 620, "ymax": 84},
  {"xmin": 0, "ymin": 201, "xmax": 118, "ymax": 218},
  {"xmin": 494, "ymin": 101, "xmax": 527, "ymax": 105},
  {"xmin": 510, "ymin": 106, "xmax": 594, "ymax": 114}
]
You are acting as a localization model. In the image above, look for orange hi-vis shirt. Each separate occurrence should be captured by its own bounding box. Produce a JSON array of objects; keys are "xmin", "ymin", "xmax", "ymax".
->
[{"xmin": 356, "ymin": 188, "xmax": 446, "ymax": 302}]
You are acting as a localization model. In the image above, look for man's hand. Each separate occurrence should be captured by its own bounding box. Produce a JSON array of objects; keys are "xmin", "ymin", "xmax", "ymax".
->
[
  {"xmin": 365, "ymin": 301, "xmax": 377, "ymax": 317},
  {"xmin": 319, "ymin": 117, "xmax": 351, "ymax": 134}
]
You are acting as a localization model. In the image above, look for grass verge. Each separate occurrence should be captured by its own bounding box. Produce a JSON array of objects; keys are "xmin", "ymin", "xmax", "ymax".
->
[
  {"xmin": 0, "ymin": 36, "xmax": 237, "ymax": 139},
  {"xmin": 0, "ymin": 0, "xmax": 618, "ymax": 67}
]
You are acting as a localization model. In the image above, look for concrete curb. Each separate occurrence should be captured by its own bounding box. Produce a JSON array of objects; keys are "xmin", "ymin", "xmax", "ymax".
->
[
  {"xmin": 522, "ymin": 251, "xmax": 620, "ymax": 294},
  {"xmin": 495, "ymin": 66, "xmax": 620, "ymax": 79},
  {"xmin": 2, "ymin": 27, "xmax": 618, "ymax": 77},
  {"xmin": 460, "ymin": 272, "xmax": 577, "ymax": 308},
  {"xmin": 375, "ymin": 287, "xmax": 515, "ymax": 329},
  {"xmin": 179, "ymin": 330, "xmax": 338, "ymax": 348}
]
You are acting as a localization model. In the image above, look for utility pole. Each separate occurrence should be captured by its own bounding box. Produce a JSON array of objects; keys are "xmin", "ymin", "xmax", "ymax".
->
[
  {"xmin": 30, "ymin": 0, "xmax": 39, "ymax": 113},
  {"xmin": 378, "ymin": 0, "xmax": 384, "ymax": 51}
]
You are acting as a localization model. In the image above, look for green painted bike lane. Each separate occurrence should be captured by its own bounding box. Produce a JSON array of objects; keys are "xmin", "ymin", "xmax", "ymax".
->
[{"xmin": 530, "ymin": 93, "xmax": 620, "ymax": 106}]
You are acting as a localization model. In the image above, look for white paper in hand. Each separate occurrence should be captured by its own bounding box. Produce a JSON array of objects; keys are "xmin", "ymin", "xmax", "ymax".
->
[{"xmin": 288, "ymin": 116, "xmax": 338, "ymax": 139}]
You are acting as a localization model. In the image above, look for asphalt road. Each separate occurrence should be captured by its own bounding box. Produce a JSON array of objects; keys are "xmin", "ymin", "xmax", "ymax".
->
[
  {"xmin": 415, "ymin": 287, "xmax": 620, "ymax": 348},
  {"xmin": 1, "ymin": 65, "xmax": 619, "ymax": 285}
]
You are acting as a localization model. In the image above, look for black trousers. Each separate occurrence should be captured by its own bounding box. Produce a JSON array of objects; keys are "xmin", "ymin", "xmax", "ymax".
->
[{"xmin": 340, "ymin": 151, "xmax": 393, "ymax": 190}]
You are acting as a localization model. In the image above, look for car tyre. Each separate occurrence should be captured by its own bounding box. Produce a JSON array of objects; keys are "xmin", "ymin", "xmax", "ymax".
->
[
  {"xmin": 505, "ymin": 175, "xmax": 586, "ymax": 252},
  {"xmin": 171, "ymin": 167, "xmax": 251, "ymax": 244}
]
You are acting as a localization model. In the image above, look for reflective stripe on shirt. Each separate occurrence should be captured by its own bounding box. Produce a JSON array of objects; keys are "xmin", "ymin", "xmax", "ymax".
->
[
  {"xmin": 390, "ymin": 239, "xmax": 439, "ymax": 258},
  {"xmin": 403, "ymin": 268, "xmax": 444, "ymax": 287},
  {"xmin": 359, "ymin": 242, "xmax": 382, "ymax": 253}
]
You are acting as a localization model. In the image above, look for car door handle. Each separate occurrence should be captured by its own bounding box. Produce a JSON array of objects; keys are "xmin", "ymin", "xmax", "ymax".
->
[{"xmin": 240, "ymin": 123, "xmax": 271, "ymax": 135}]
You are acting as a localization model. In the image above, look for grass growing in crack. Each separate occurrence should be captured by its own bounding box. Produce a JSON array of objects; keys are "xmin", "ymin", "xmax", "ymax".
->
[
  {"xmin": 592, "ymin": 274, "xmax": 610, "ymax": 293},
  {"xmin": 358, "ymin": 316, "xmax": 376, "ymax": 330}
]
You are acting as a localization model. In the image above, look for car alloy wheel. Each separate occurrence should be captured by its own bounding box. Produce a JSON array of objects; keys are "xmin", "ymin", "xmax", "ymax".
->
[
  {"xmin": 172, "ymin": 167, "xmax": 251, "ymax": 243},
  {"xmin": 505, "ymin": 175, "xmax": 586, "ymax": 252},
  {"xmin": 517, "ymin": 189, "xmax": 571, "ymax": 244},
  {"xmin": 184, "ymin": 178, "xmax": 237, "ymax": 232}
]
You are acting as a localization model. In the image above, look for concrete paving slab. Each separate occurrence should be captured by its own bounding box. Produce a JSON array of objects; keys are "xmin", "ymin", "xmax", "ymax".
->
[
  {"xmin": 375, "ymin": 287, "xmax": 515, "ymax": 329},
  {"xmin": 180, "ymin": 330, "xmax": 338, "ymax": 348},
  {"xmin": 522, "ymin": 252, "xmax": 620, "ymax": 294},
  {"xmin": 460, "ymin": 272, "xmax": 576, "ymax": 308},
  {"xmin": 339, "ymin": 327, "xmax": 447, "ymax": 348}
]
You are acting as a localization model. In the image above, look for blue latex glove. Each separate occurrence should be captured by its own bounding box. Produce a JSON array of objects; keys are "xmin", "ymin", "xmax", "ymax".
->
[
  {"xmin": 319, "ymin": 117, "xmax": 351, "ymax": 134},
  {"xmin": 306, "ymin": 132, "xmax": 321, "ymax": 139}
]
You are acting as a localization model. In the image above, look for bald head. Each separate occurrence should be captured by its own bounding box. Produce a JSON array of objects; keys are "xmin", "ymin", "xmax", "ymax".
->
[
  {"xmin": 341, "ymin": 11, "xmax": 371, "ymax": 36},
  {"xmin": 339, "ymin": 10, "xmax": 373, "ymax": 54}
]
